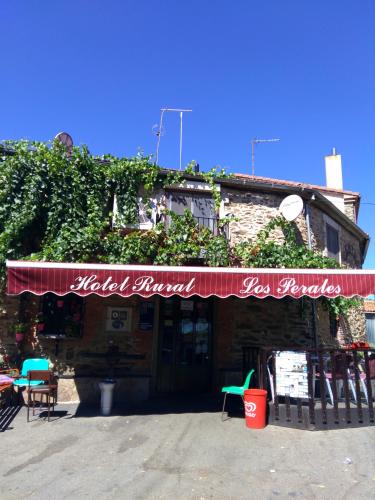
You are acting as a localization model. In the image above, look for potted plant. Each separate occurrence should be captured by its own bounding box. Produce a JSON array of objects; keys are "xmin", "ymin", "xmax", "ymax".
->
[{"xmin": 13, "ymin": 322, "xmax": 27, "ymax": 343}]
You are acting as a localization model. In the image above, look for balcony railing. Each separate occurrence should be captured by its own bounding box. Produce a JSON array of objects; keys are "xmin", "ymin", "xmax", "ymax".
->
[{"xmin": 166, "ymin": 214, "xmax": 228, "ymax": 239}]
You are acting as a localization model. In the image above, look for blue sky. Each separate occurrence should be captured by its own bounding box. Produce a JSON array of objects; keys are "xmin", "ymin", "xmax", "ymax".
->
[{"xmin": 2, "ymin": 1, "xmax": 375, "ymax": 266}]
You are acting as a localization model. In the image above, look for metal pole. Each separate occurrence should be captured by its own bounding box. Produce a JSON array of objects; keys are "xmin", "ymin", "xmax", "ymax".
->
[
  {"xmin": 251, "ymin": 140, "xmax": 255, "ymax": 176},
  {"xmin": 250, "ymin": 138, "xmax": 280, "ymax": 176},
  {"xmin": 155, "ymin": 108, "xmax": 192, "ymax": 167},
  {"xmin": 179, "ymin": 111, "xmax": 183, "ymax": 170},
  {"xmin": 155, "ymin": 109, "xmax": 165, "ymax": 165},
  {"xmin": 305, "ymin": 202, "xmax": 319, "ymax": 348}
]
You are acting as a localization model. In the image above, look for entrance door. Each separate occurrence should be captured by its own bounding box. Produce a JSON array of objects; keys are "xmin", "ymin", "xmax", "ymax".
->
[{"xmin": 157, "ymin": 297, "xmax": 213, "ymax": 393}]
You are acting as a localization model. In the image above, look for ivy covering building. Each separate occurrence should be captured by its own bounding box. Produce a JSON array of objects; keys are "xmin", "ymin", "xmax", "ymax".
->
[{"xmin": 0, "ymin": 140, "xmax": 371, "ymax": 402}]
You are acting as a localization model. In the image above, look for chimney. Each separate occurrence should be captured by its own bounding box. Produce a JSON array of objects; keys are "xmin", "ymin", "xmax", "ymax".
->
[{"xmin": 325, "ymin": 148, "xmax": 343, "ymax": 190}]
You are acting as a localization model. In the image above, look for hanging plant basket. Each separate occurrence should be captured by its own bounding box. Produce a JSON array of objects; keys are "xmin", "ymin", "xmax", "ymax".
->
[{"xmin": 15, "ymin": 332, "xmax": 24, "ymax": 343}]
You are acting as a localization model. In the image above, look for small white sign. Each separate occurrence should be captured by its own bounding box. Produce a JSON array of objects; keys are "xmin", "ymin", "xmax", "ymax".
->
[{"xmin": 105, "ymin": 306, "xmax": 132, "ymax": 332}]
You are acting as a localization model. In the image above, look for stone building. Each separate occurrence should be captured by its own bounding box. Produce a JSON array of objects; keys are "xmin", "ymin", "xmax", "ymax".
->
[{"xmin": 1, "ymin": 150, "xmax": 372, "ymax": 404}]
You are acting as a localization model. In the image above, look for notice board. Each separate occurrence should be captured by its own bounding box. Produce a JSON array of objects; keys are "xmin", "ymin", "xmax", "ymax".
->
[{"xmin": 275, "ymin": 351, "xmax": 308, "ymax": 399}]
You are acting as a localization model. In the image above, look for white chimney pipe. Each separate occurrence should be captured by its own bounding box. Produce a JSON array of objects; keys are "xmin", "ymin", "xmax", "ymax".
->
[{"xmin": 325, "ymin": 148, "xmax": 343, "ymax": 190}]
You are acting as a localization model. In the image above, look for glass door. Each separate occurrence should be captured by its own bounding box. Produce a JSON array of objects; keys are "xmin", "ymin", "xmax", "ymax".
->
[{"xmin": 158, "ymin": 297, "xmax": 212, "ymax": 393}]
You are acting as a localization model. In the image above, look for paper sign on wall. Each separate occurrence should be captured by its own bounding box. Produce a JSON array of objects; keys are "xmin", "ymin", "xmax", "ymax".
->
[
  {"xmin": 105, "ymin": 306, "xmax": 132, "ymax": 332},
  {"xmin": 275, "ymin": 351, "xmax": 308, "ymax": 399}
]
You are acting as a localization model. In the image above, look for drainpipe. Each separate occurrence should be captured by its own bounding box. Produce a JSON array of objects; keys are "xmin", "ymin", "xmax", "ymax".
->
[{"xmin": 305, "ymin": 201, "xmax": 319, "ymax": 348}]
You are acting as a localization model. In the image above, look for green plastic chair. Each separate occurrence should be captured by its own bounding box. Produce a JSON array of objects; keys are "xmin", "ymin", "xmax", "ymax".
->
[
  {"xmin": 221, "ymin": 369, "xmax": 255, "ymax": 420},
  {"xmin": 13, "ymin": 358, "xmax": 49, "ymax": 387}
]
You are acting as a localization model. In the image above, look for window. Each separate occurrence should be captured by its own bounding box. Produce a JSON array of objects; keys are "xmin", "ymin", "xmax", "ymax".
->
[
  {"xmin": 38, "ymin": 293, "xmax": 84, "ymax": 338},
  {"xmin": 168, "ymin": 192, "xmax": 214, "ymax": 218},
  {"xmin": 365, "ymin": 313, "xmax": 375, "ymax": 347},
  {"xmin": 324, "ymin": 217, "xmax": 340, "ymax": 262},
  {"xmin": 167, "ymin": 192, "xmax": 217, "ymax": 232}
]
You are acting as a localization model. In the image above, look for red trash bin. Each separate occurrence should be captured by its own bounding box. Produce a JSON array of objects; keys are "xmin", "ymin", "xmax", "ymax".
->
[{"xmin": 244, "ymin": 389, "xmax": 267, "ymax": 429}]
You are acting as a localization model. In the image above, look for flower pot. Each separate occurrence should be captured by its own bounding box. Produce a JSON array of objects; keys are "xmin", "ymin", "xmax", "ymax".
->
[{"xmin": 15, "ymin": 332, "xmax": 24, "ymax": 343}]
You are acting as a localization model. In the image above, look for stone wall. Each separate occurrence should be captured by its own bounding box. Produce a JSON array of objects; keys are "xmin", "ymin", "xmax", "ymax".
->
[
  {"xmin": 224, "ymin": 189, "xmax": 287, "ymax": 245},
  {"xmin": 222, "ymin": 186, "xmax": 366, "ymax": 344},
  {"xmin": 0, "ymin": 295, "xmax": 22, "ymax": 365},
  {"xmin": 0, "ymin": 293, "xmax": 157, "ymax": 403},
  {"xmin": 308, "ymin": 204, "xmax": 362, "ymax": 268},
  {"xmin": 213, "ymin": 296, "xmax": 315, "ymax": 386},
  {"xmin": 32, "ymin": 294, "xmax": 156, "ymax": 379},
  {"xmin": 336, "ymin": 305, "xmax": 367, "ymax": 345},
  {"xmin": 344, "ymin": 198, "xmax": 357, "ymax": 223},
  {"xmin": 222, "ymin": 187, "xmax": 363, "ymax": 269}
]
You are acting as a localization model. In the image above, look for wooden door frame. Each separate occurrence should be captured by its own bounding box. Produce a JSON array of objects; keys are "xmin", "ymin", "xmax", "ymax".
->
[{"xmin": 156, "ymin": 296, "xmax": 214, "ymax": 393}]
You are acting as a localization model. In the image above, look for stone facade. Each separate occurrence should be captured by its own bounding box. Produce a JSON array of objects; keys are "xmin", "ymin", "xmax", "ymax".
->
[
  {"xmin": 223, "ymin": 187, "xmax": 363, "ymax": 270},
  {"xmin": 0, "ymin": 295, "xmax": 22, "ymax": 364},
  {"xmin": 0, "ymin": 294, "xmax": 156, "ymax": 403},
  {"xmin": 222, "ymin": 186, "xmax": 366, "ymax": 342},
  {"xmin": 223, "ymin": 189, "xmax": 287, "ymax": 245},
  {"xmin": 0, "ymin": 179, "xmax": 369, "ymax": 402}
]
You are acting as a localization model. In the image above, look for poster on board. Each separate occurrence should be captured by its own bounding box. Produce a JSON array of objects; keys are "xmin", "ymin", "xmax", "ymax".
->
[{"xmin": 275, "ymin": 351, "xmax": 308, "ymax": 399}]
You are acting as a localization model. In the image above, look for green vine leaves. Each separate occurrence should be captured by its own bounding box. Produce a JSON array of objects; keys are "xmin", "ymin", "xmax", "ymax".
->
[{"xmin": 0, "ymin": 141, "xmax": 359, "ymax": 317}]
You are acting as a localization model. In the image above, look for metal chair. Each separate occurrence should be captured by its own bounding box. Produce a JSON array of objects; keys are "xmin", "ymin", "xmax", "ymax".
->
[
  {"xmin": 316, "ymin": 354, "xmax": 356, "ymax": 405},
  {"xmin": 221, "ymin": 369, "xmax": 255, "ymax": 420},
  {"xmin": 266, "ymin": 356, "xmax": 275, "ymax": 403},
  {"xmin": 355, "ymin": 356, "xmax": 375, "ymax": 404},
  {"xmin": 13, "ymin": 358, "xmax": 49, "ymax": 388},
  {"xmin": 27, "ymin": 370, "xmax": 58, "ymax": 422}
]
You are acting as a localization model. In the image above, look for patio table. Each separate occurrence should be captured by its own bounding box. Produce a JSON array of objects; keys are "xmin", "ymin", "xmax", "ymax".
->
[
  {"xmin": 0, "ymin": 381, "xmax": 13, "ymax": 408},
  {"xmin": 0, "ymin": 371, "xmax": 18, "ymax": 408}
]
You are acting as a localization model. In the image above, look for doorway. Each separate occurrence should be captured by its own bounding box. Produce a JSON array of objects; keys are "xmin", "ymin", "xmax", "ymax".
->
[{"xmin": 157, "ymin": 296, "xmax": 213, "ymax": 393}]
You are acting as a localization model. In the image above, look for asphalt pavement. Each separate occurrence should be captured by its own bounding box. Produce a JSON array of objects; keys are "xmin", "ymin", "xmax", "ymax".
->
[{"xmin": 0, "ymin": 402, "xmax": 374, "ymax": 500}]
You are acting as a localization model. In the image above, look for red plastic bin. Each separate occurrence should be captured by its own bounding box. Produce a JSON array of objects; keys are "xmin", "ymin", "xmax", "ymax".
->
[{"xmin": 244, "ymin": 389, "xmax": 267, "ymax": 429}]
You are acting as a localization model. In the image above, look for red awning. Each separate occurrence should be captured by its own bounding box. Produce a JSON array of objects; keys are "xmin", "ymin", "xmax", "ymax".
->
[{"xmin": 6, "ymin": 260, "xmax": 375, "ymax": 299}]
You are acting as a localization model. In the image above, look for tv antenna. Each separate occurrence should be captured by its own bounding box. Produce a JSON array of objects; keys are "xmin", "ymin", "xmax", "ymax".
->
[
  {"xmin": 152, "ymin": 123, "xmax": 165, "ymax": 140},
  {"xmin": 154, "ymin": 108, "xmax": 192, "ymax": 169},
  {"xmin": 251, "ymin": 138, "xmax": 280, "ymax": 176}
]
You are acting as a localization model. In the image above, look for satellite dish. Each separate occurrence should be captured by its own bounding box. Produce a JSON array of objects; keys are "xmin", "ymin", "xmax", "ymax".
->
[
  {"xmin": 279, "ymin": 194, "xmax": 303, "ymax": 221},
  {"xmin": 55, "ymin": 132, "xmax": 73, "ymax": 154}
]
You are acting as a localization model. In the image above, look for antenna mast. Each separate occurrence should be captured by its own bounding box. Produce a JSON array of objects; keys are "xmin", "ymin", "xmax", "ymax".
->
[
  {"xmin": 155, "ymin": 108, "xmax": 192, "ymax": 169},
  {"xmin": 251, "ymin": 138, "xmax": 280, "ymax": 176}
]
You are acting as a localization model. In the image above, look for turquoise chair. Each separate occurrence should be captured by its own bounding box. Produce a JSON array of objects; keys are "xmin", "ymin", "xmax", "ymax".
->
[
  {"xmin": 221, "ymin": 369, "xmax": 255, "ymax": 420},
  {"xmin": 13, "ymin": 358, "xmax": 49, "ymax": 387}
]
